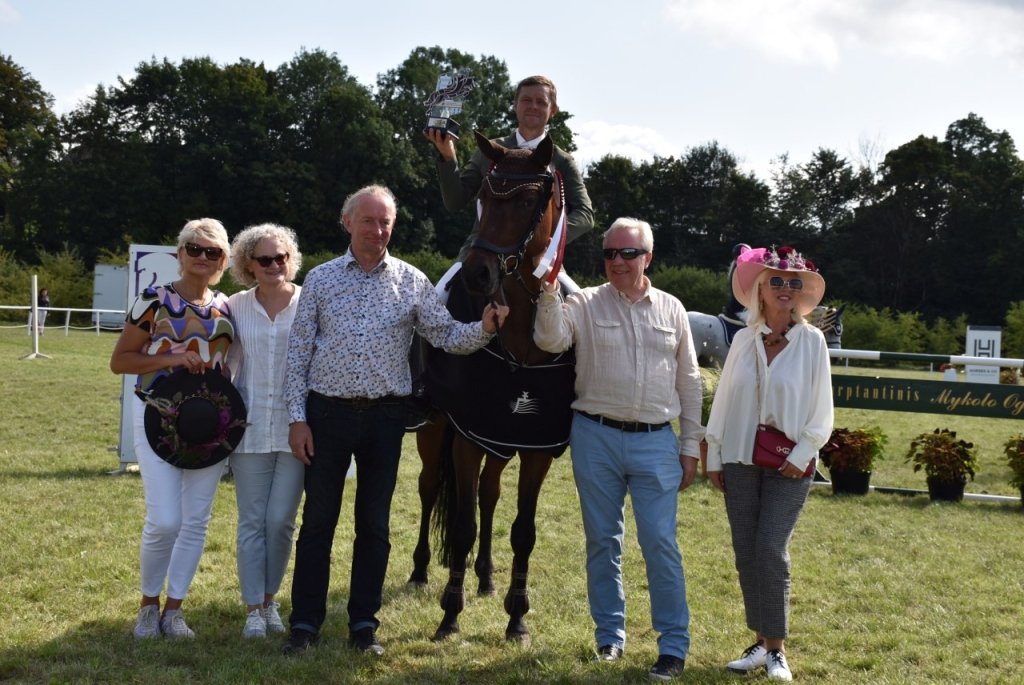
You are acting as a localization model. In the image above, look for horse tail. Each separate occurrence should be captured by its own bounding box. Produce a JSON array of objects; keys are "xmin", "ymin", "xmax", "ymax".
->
[{"xmin": 430, "ymin": 421, "xmax": 458, "ymax": 568}]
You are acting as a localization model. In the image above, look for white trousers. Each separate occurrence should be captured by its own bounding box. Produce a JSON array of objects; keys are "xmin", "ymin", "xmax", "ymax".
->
[{"xmin": 132, "ymin": 396, "xmax": 224, "ymax": 599}]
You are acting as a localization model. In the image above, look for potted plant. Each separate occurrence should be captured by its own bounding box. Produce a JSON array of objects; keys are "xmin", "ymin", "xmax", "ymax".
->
[
  {"xmin": 1000, "ymin": 435, "xmax": 1024, "ymax": 506},
  {"xmin": 905, "ymin": 428, "xmax": 979, "ymax": 502},
  {"xmin": 819, "ymin": 426, "xmax": 887, "ymax": 495}
]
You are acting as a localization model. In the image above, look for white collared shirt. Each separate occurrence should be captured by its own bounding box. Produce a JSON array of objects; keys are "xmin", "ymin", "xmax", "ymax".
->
[
  {"xmin": 515, "ymin": 128, "xmax": 547, "ymax": 150},
  {"xmin": 227, "ymin": 286, "xmax": 301, "ymax": 454},
  {"xmin": 704, "ymin": 323, "xmax": 834, "ymax": 472}
]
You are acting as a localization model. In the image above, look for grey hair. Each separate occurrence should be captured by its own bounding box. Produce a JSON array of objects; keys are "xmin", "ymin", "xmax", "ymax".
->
[
  {"xmin": 341, "ymin": 184, "xmax": 397, "ymax": 225},
  {"xmin": 746, "ymin": 271, "xmax": 806, "ymax": 329},
  {"xmin": 177, "ymin": 218, "xmax": 230, "ymax": 284},
  {"xmin": 602, "ymin": 217, "xmax": 654, "ymax": 252},
  {"xmin": 230, "ymin": 223, "xmax": 303, "ymax": 287}
]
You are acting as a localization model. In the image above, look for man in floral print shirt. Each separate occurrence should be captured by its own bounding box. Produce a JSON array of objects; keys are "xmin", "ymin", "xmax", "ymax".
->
[{"xmin": 281, "ymin": 185, "xmax": 507, "ymax": 657}]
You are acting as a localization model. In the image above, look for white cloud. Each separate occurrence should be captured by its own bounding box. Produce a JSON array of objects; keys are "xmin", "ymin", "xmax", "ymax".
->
[
  {"xmin": 663, "ymin": 0, "xmax": 1024, "ymax": 68},
  {"xmin": 571, "ymin": 121, "xmax": 679, "ymax": 171},
  {"xmin": 0, "ymin": 1, "xmax": 20, "ymax": 24},
  {"xmin": 56, "ymin": 83, "xmax": 101, "ymax": 114}
]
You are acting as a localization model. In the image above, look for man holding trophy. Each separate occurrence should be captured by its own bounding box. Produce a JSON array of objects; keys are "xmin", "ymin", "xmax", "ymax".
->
[{"xmin": 423, "ymin": 75, "xmax": 594, "ymax": 260}]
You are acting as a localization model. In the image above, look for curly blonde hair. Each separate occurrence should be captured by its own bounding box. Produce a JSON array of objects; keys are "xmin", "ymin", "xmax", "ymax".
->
[{"xmin": 230, "ymin": 223, "xmax": 303, "ymax": 287}]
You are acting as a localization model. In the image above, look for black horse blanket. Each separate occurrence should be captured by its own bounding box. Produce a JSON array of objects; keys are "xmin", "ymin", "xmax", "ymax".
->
[{"xmin": 422, "ymin": 275, "xmax": 576, "ymax": 460}]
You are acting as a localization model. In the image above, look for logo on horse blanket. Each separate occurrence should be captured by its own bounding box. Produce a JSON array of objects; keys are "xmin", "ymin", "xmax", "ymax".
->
[{"xmin": 423, "ymin": 278, "xmax": 576, "ymax": 460}]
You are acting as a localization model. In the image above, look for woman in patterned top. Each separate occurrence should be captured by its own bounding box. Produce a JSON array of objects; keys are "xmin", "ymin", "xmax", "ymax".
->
[
  {"xmin": 110, "ymin": 218, "xmax": 235, "ymax": 640},
  {"xmin": 225, "ymin": 224, "xmax": 303, "ymax": 639}
]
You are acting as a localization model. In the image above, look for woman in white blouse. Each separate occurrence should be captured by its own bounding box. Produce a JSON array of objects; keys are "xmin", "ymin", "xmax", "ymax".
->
[
  {"xmin": 227, "ymin": 224, "xmax": 304, "ymax": 638},
  {"xmin": 704, "ymin": 246, "xmax": 834, "ymax": 682}
]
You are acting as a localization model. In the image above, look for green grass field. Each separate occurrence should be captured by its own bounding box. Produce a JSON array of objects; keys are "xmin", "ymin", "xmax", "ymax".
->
[{"xmin": 1, "ymin": 328, "xmax": 1022, "ymax": 684}]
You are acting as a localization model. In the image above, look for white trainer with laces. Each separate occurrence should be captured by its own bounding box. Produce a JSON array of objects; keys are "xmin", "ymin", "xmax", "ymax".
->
[
  {"xmin": 243, "ymin": 609, "xmax": 267, "ymax": 638},
  {"xmin": 766, "ymin": 649, "xmax": 793, "ymax": 681},
  {"xmin": 265, "ymin": 601, "xmax": 286, "ymax": 634},
  {"xmin": 726, "ymin": 641, "xmax": 768, "ymax": 672},
  {"xmin": 160, "ymin": 609, "xmax": 195, "ymax": 639},
  {"xmin": 133, "ymin": 605, "xmax": 161, "ymax": 639}
]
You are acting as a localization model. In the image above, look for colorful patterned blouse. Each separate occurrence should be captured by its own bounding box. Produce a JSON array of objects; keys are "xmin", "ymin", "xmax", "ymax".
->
[{"xmin": 127, "ymin": 284, "xmax": 235, "ymax": 393}]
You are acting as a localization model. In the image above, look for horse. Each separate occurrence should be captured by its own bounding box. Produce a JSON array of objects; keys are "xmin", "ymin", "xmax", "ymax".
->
[
  {"xmin": 688, "ymin": 304, "xmax": 845, "ymax": 368},
  {"xmin": 410, "ymin": 131, "xmax": 575, "ymax": 644}
]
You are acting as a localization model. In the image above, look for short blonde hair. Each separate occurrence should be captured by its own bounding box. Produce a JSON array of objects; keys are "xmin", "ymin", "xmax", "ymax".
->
[
  {"xmin": 230, "ymin": 223, "xmax": 303, "ymax": 287},
  {"xmin": 177, "ymin": 218, "xmax": 230, "ymax": 285}
]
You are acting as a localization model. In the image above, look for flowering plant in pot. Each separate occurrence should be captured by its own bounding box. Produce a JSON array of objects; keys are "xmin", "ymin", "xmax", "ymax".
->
[
  {"xmin": 905, "ymin": 428, "xmax": 979, "ymax": 502},
  {"xmin": 819, "ymin": 426, "xmax": 887, "ymax": 495},
  {"xmin": 999, "ymin": 435, "xmax": 1024, "ymax": 505}
]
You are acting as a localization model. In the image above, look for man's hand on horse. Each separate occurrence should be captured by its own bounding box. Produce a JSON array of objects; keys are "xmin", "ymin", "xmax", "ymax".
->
[
  {"xmin": 423, "ymin": 128, "xmax": 456, "ymax": 162},
  {"xmin": 288, "ymin": 421, "xmax": 314, "ymax": 466},
  {"xmin": 678, "ymin": 454, "xmax": 699, "ymax": 492},
  {"xmin": 482, "ymin": 302, "xmax": 510, "ymax": 333}
]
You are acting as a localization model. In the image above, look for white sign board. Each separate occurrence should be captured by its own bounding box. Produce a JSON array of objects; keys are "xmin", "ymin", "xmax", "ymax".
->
[
  {"xmin": 117, "ymin": 245, "xmax": 181, "ymax": 466},
  {"xmin": 965, "ymin": 325, "xmax": 1001, "ymax": 385}
]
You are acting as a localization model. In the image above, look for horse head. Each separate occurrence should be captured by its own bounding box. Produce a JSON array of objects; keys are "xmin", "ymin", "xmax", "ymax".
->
[
  {"xmin": 809, "ymin": 303, "xmax": 845, "ymax": 349},
  {"xmin": 461, "ymin": 131, "xmax": 561, "ymax": 298}
]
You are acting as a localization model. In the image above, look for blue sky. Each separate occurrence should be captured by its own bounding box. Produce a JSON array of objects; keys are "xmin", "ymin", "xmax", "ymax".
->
[{"xmin": 2, "ymin": 0, "xmax": 1022, "ymax": 180}]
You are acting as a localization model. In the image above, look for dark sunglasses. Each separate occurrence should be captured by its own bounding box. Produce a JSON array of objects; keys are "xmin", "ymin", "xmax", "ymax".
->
[
  {"xmin": 602, "ymin": 248, "xmax": 649, "ymax": 261},
  {"xmin": 183, "ymin": 243, "xmax": 224, "ymax": 260},
  {"xmin": 768, "ymin": 276, "xmax": 804, "ymax": 291},
  {"xmin": 253, "ymin": 253, "xmax": 289, "ymax": 268}
]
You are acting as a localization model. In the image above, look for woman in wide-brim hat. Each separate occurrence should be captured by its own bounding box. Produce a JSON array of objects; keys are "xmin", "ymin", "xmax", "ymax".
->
[
  {"xmin": 110, "ymin": 218, "xmax": 237, "ymax": 640},
  {"xmin": 703, "ymin": 245, "xmax": 834, "ymax": 682}
]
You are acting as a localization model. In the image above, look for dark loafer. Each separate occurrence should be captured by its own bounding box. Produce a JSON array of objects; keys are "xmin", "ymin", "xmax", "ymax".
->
[
  {"xmin": 593, "ymin": 644, "xmax": 624, "ymax": 662},
  {"xmin": 349, "ymin": 626, "xmax": 384, "ymax": 656},
  {"xmin": 281, "ymin": 628, "xmax": 318, "ymax": 656}
]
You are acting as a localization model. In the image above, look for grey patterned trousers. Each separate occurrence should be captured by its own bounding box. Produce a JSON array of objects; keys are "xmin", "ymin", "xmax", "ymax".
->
[{"xmin": 722, "ymin": 462, "xmax": 811, "ymax": 639}]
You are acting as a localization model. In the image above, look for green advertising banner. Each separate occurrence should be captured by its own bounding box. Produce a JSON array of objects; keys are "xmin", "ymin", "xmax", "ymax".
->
[{"xmin": 833, "ymin": 375, "xmax": 1024, "ymax": 419}]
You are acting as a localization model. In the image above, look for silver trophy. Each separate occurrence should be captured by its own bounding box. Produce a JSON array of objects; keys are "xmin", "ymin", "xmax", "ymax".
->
[{"xmin": 423, "ymin": 72, "xmax": 476, "ymax": 139}]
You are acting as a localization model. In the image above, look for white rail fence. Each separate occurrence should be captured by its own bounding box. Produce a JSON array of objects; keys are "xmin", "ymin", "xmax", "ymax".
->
[{"xmin": 0, "ymin": 305, "xmax": 126, "ymax": 335}]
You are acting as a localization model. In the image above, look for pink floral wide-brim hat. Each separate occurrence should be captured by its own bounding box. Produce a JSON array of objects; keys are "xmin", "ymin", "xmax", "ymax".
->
[{"xmin": 732, "ymin": 245, "xmax": 826, "ymax": 317}]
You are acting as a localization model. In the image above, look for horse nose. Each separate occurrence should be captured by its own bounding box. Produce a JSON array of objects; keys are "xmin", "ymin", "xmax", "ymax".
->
[{"xmin": 463, "ymin": 262, "xmax": 498, "ymax": 297}]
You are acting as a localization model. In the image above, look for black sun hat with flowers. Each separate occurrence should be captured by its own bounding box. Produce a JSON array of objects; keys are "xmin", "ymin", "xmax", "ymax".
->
[{"xmin": 142, "ymin": 368, "xmax": 249, "ymax": 469}]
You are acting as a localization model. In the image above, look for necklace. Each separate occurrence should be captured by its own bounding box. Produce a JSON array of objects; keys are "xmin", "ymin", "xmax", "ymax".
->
[
  {"xmin": 762, "ymin": 322, "xmax": 794, "ymax": 347},
  {"xmin": 174, "ymin": 281, "xmax": 212, "ymax": 307}
]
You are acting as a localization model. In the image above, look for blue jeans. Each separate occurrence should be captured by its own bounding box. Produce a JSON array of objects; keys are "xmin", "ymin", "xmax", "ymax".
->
[
  {"xmin": 288, "ymin": 393, "xmax": 407, "ymax": 635},
  {"xmin": 570, "ymin": 412, "xmax": 691, "ymax": 659}
]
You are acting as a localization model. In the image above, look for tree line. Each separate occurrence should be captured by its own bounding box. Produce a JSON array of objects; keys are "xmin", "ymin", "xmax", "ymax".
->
[{"xmin": 2, "ymin": 49, "xmax": 1023, "ymax": 326}]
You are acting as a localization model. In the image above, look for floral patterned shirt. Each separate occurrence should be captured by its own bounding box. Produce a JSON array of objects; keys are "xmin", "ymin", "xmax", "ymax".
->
[
  {"xmin": 284, "ymin": 250, "xmax": 493, "ymax": 424},
  {"xmin": 127, "ymin": 284, "xmax": 234, "ymax": 393}
]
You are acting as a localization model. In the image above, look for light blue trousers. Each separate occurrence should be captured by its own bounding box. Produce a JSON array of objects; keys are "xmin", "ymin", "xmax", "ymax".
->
[
  {"xmin": 232, "ymin": 451, "xmax": 305, "ymax": 606},
  {"xmin": 570, "ymin": 413, "xmax": 691, "ymax": 659}
]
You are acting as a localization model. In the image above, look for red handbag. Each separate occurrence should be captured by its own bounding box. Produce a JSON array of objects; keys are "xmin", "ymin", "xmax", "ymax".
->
[{"xmin": 752, "ymin": 424, "xmax": 814, "ymax": 477}]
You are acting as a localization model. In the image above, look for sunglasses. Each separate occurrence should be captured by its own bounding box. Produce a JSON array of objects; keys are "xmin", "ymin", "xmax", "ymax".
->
[
  {"xmin": 768, "ymin": 276, "xmax": 804, "ymax": 291},
  {"xmin": 253, "ymin": 253, "xmax": 289, "ymax": 268},
  {"xmin": 183, "ymin": 243, "xmax": 224, "ymax": 260},
  {"xmin": 602, "ymin": 248, "xmax": 649, "ymax": 261}
]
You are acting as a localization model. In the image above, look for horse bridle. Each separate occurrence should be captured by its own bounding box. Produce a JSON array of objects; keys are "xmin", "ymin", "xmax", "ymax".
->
[
  {"xmin": 471, "ymin": 165, "xmax": 561, "ymax": 371},
  {"xmin": 471, "ymin": 167, "xmax": 558, "ymax": 293}
]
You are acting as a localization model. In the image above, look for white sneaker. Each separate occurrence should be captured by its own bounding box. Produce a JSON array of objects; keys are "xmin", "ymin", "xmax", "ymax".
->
[
  {"xmin": 265, "ymin": 601, "xmax": 286, "ymax": 634},
  {"xmin": 243, "ymin": 609, "xmax": 267, "ymax": 638},
  {"xmin": 726, "ymin": 642, "xmax": 767, "ymax": 672},
  {"xmin": 766, "ymin": 649, "xmax": 793, "ymax": 681},
  {"xmin": 133, "ymin": 605, "xmax": 161, "ymax": 639},
  {"xmin": 160, "ymin": 609, "xmax": 195, "ymax": 639}
]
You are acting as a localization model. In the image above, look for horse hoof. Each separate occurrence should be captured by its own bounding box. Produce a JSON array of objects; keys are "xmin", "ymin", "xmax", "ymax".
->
[
  {"xmin": 505, "ymin": 630, "xmax": 530, "ymax": 645},
  {"xmin": 478, "ymin": 584, "xmax": 498, "ymax": 597},
  {"xmin": 432, "ymin": 624, "xmax": 460, "ymax": 642},
  {"xmin": 407, "ymin": 579, "xmax": 428, "ymax": 589}
]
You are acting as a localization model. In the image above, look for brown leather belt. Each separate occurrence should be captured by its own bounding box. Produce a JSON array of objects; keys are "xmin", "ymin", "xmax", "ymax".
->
[
  {"xmin": 578, "ymin": 410, "xmax": 670, "ymax": 433},
  {"xmin": 309, "ymin": 391, "xmax": 404, "ymax": 410}
]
